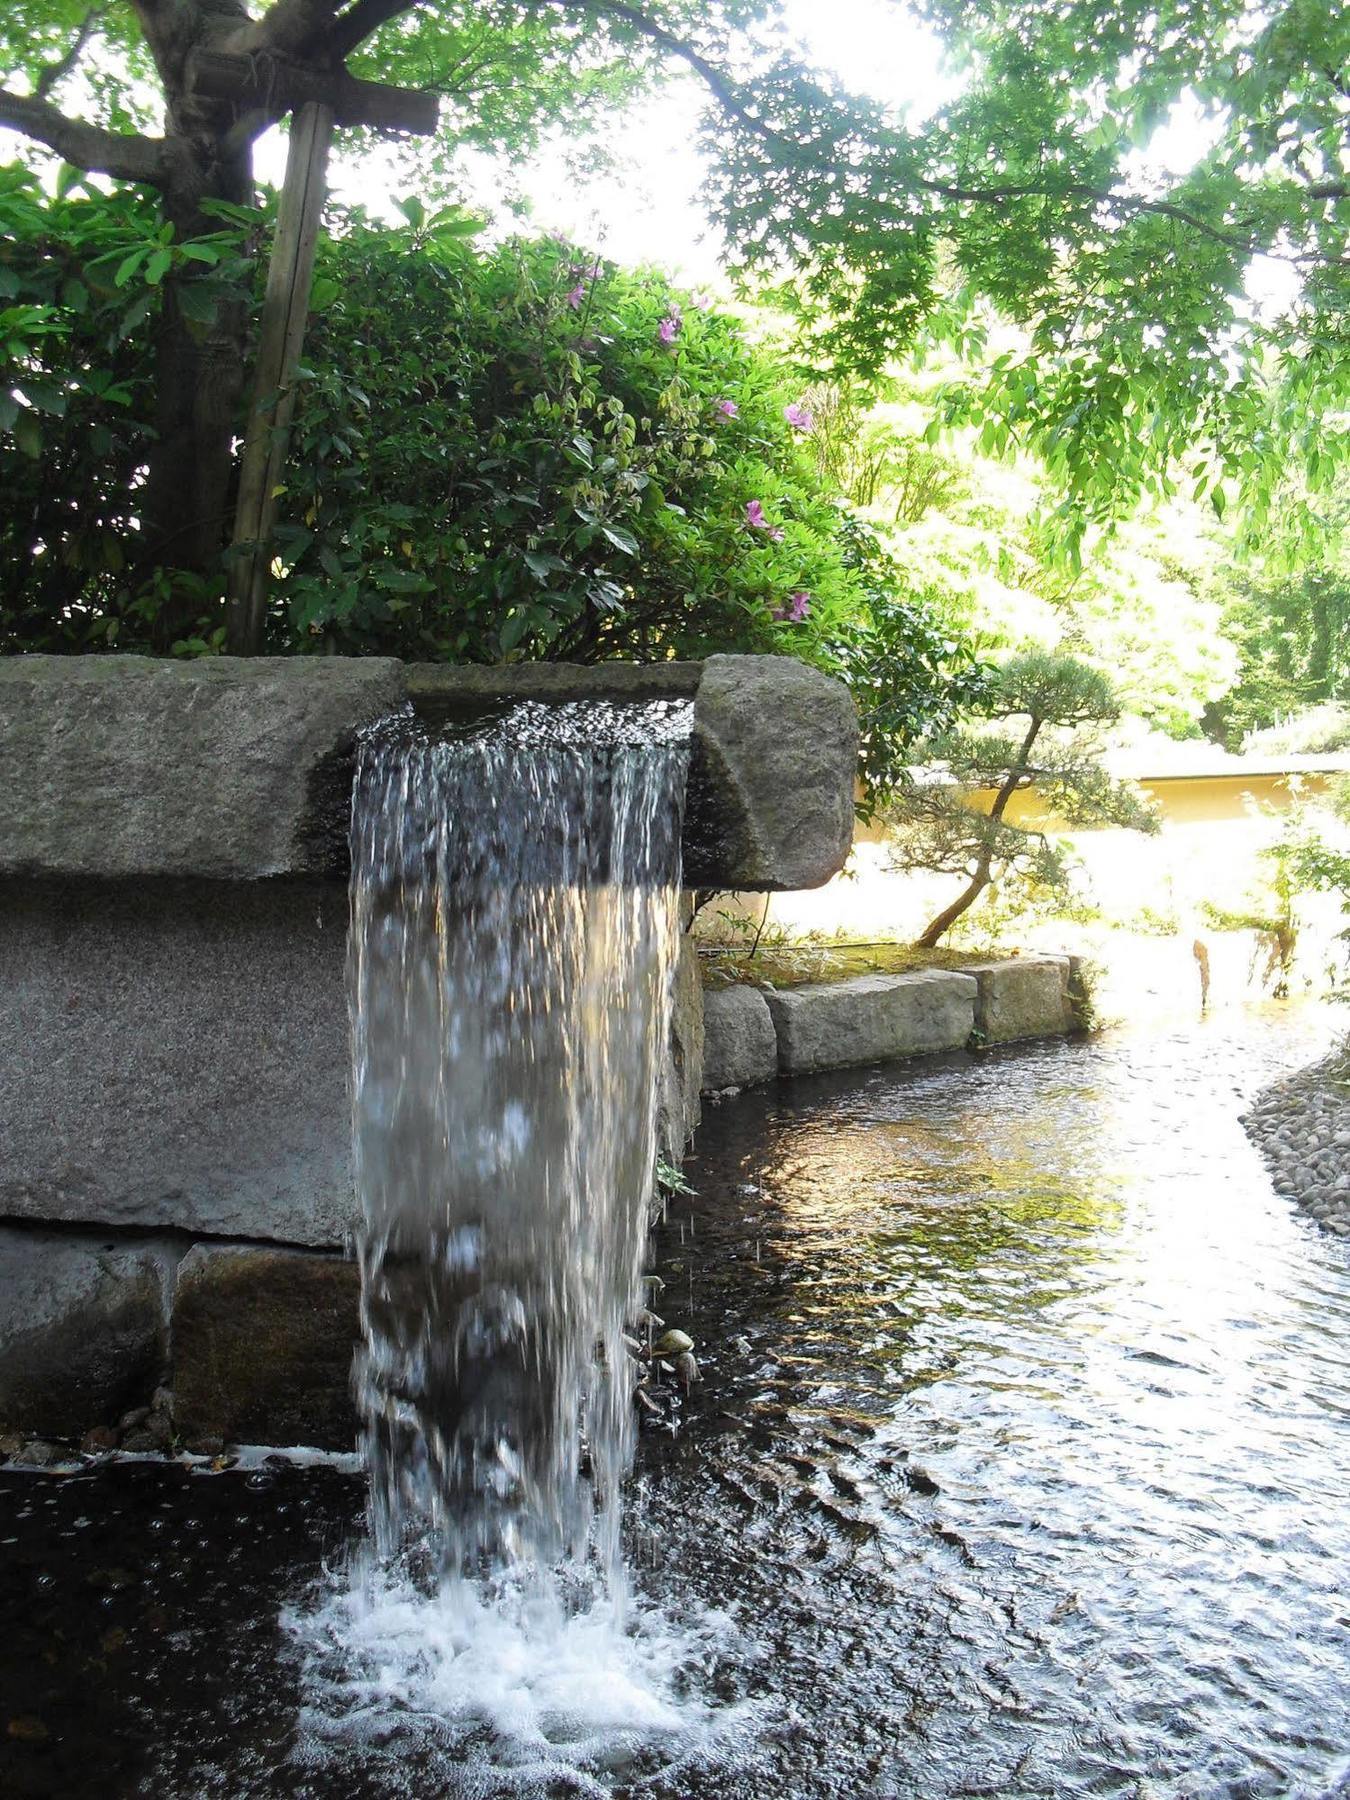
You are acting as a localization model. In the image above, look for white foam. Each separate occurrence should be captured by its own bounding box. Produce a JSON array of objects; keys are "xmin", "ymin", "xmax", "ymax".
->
[{"xmin": 284, "ymin": 1560, "xmax": 768, "ymax": 1794}]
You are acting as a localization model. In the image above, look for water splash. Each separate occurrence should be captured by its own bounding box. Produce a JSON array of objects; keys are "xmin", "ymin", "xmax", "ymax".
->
[{"xmin": 347, "ymin": 697, "xmax": 690, "ymax": 1587}]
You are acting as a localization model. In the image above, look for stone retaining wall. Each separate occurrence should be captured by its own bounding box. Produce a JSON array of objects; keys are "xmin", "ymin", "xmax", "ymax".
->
[
  {"xmin": 0, "ymin": 653, "xmax": 857, "ymax": 1454},
  {"xmin": 701, "ymin": 955, "xmax": 1084, "ymax": 1094}
]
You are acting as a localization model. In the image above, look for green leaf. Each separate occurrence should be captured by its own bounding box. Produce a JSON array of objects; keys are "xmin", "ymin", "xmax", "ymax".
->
[
  {"xmin": 177, "ymin": 283, "xmax": 220, "ymax": 326},
  {"xmin": 14, "ymin": 412, "xmax": 41, "ymax": 458},
  {"xmin": 23, "ymin": 381, "xmax": 66, "ymax": 416},
  {"xmin": 145, "ymin": 247, "xmax": 172, "ymax": 286},
  {"xmin": 113, "ymin": 249, "xmax": 147, "ymax": 288},
  {"xmin": 601, "ymin": 524, "xmax": 639, "ymax": 557}
]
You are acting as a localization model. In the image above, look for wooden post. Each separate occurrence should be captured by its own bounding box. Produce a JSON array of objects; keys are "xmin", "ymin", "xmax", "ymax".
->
[{"xmin": 225, "ymin": 101, "xmax": 334, "ymax": 656}]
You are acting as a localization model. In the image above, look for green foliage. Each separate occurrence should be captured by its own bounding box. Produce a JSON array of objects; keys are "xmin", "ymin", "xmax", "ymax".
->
[
  {"xmin": 0, "ymin": 165, "xmax": 251, "ymax": 649},
  {"xmin": 6, "ymin": 0, "xmax": 1344, "ymax": 578},
  {"xmin": 1280, "ymin": 779, "xmax": 1350, "ymax": 984},
  {"xmin": 795, "ymin": 371, "xmax": 1239, "ymax": 740},
  {"xmin": 0, "ymin": 176, "xmax": 975, "ymax": 771},
  {"xmin": 884, "ymin": 650, "xmax": 1159, "ymax": 945},
  {"xmin": 708, "ymin": 0, "xmax": 1348, "ymax": 551},
  {"xmin": 271, "ymin": 217, "xmax": 867, "ymax": 663},
  {"xmin": 1206, "ymin": 482, "xmax": 1350, "ymax": 745}
]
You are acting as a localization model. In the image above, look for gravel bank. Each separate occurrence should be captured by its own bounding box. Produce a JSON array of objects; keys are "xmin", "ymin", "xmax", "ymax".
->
[{"xmin": 1243, "ymin": 1041, "xmax": 1350, "ymax": 1235}]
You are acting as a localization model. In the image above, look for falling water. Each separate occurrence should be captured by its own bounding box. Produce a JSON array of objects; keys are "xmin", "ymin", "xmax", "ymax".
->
[{"xmin": 347, "ymin": 697, "xmax": 690, "ymax": 1591}]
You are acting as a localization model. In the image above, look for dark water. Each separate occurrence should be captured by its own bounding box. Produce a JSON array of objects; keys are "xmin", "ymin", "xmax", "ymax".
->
[{"xmin": 3, "ymin": 1006, "xmax": 1348, "ymax": 1799}]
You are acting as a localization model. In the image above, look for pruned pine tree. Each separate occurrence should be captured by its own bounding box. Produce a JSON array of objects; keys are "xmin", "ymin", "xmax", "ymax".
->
[{"xmin": 885, "ymin": 651, "xmax": 1159, "ymax": 947}]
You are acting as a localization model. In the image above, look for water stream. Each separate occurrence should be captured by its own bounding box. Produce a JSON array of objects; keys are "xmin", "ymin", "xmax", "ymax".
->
[
  {"xmin": 1, "ymin": 1001, "xmax": 1347, "ymax": 1794},
  {"xmin": 347, "ymin": 698, "xmax": 690, "ymax": 1579}
]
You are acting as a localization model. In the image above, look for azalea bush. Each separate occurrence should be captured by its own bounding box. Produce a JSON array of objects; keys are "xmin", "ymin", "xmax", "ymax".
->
[
  {"xmin": 1, "ymin": 173, "xmax": 980, "ymax": 786},
  {"xmin": 275, "ymin": 208, "xmax": 869, "ymax": 664}
]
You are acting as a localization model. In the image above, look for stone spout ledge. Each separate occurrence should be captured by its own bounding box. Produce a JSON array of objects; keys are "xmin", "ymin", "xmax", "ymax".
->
[{"xmin": 0, "ymin": 653, "xmax": 857, "ymax": 893}]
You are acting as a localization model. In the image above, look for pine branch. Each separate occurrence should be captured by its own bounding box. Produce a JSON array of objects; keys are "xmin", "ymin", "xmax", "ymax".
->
[{"xmin": 0, "ymin": 90, "xmax": 163, "ymax": 183}]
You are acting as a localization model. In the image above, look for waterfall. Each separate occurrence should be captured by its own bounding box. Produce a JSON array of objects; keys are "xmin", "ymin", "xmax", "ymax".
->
[{"xmin": 347, "ymin": 696, "xmax": 691, "ymax": 1588}]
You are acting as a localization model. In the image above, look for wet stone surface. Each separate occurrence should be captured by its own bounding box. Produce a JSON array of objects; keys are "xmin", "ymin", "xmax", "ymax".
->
[{"xmin": 1, "ymin": 1007, "xmax": 1348, "ymax": 1798}]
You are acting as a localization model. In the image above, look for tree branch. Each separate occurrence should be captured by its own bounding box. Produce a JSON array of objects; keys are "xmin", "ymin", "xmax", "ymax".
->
[
  {"xmin": 329, "ymin": 0, "xmax": 418, "ymax": 61},
  {"xmin": 34, "ymin": 7, "xmax": 104, "ymax": 100},
  {"xmin": 0, "ymin": 89, "xmax": 163, "ymax": 183},
  {"xmin": 252, "ymin": 0, "xmax": 343, "ymax": 57},
  {"xmin": 570, "ymin": 0, "xmax": 1269, "ymax": 256}
]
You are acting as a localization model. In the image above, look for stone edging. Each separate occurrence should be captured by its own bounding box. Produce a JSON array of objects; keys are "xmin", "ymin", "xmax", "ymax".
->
[
  {"xmin": 1242, "ymin": 1044, "xmax": 1350, "ymax": 1237},
  {"xmin": 700, "ymin": 954, "xmax": 1085, "ymax": 1093}
]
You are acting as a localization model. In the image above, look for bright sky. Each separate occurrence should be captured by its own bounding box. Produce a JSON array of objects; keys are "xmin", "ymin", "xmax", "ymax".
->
[{"xmin": 256, "ymin": 0, "xmax": 960, "ymax": 285}]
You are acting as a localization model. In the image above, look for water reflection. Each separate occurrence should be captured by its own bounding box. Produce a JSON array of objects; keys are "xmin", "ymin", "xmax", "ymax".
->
[{"xmin": 637, "ymin": 1004, "xmax": 1350, "ymax": 1800}]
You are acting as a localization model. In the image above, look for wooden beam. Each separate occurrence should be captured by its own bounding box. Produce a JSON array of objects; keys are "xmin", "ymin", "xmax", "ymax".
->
[
  {"xmin": 191, "ymin": 49, "xmax": 439, "ymax": 134},
  {"xmin": 225, "ymin": 101, "xmax": 334, "ymax": 656}
]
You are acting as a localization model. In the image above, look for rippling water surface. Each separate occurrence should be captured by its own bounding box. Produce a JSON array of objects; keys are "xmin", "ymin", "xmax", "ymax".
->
[
  {"xmin": 2, "ymin": 1005, "xmax": 1347, "ymax": 1798},
  {"xmin": 635, "ymin": 1003, "xmax": 1350, "ymax": 1800}
]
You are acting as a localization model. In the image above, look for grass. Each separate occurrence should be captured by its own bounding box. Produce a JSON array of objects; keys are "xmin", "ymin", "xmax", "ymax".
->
[{"xmin": 699, "ymin": 937, "xmax": 1014, "ymax": 991}]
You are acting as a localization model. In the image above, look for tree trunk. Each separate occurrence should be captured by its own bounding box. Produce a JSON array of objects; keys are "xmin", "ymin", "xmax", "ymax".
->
[
  {"xmin": 915, "ymin": 867, "xmax": 992, "ymax": 949},
  {"xmin": 138, "ymin": 121, "xmax": 255, "ymax": 648},
  {"xmin": 914, "ymin": 715, "xmax": 1044, "ymax": 948}
]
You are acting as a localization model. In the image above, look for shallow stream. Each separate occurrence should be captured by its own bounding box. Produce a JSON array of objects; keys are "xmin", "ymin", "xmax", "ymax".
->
[{"xmin": 2, "ymin": 1004, "xmax": 1347, "ymax": 1798}]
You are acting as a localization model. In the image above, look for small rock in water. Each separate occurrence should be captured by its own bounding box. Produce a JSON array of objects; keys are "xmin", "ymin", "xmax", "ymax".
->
[
  {"xmin": 120, "ymin": 1427, "xmax": 165, "ymax": 1455},
  {"xmin": 6, "ymin": 1715, "xmax": 49, "ymax": 1745},
  {"xmin": 675, "ymin": 1351, "xmax": 699, "ymax": 1388},
  {"xmin": 0, "ymin": 1432, "xmax": 24, "ymax": 1461},
  {"xmin": 21, "ymin": 1441, "xmax": 57, "ymax": 1468},
  {"xmin": 81, "ymin": 1426, "xmax": 118, "ymax": 1456},
  {"xmin": 118, "ymin": 1405, "xmax": 150, "ymax": 1433},
  {"xmin": 654, "ymin": 1329, "xmax": 694, "ymax": 1355}
]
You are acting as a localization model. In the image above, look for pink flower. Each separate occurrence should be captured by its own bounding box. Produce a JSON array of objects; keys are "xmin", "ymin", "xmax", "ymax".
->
[
  {"xmin": 785, "ymin": 402, "xmax": 815, "ymax": 433},
  {"xmin": 772, "ymin": 592, "xmax": 811, "ymax": 623},
  {"xmin": 658, "ymin": 313, "xmax": 681, "ymax": 345},
  {"xmin": 716, "ymin": 399, "xmax": 739, "ymax": 419},
  {"xmin": 571, "ymin": 259, "xmax": 602, "ymax": 280},
  {"xmin": 745, "ymin": 500, "xmax": 784, "ymax": 541},
  {"xmin": 566, "ymin": 284, "xmax": 587, "ymax": 310}
]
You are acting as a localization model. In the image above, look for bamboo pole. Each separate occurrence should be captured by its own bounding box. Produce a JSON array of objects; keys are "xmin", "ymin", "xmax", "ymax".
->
[{"xmin": 225, "ymin": 100, "xmax": 334, "ymax": 655}]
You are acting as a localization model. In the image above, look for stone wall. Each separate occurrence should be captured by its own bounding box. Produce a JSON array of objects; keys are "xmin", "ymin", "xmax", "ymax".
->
[
  {"xmin": 0, "ymin": 653, "xmax": 856, "ymax": 1453},
  {"xmin": 701, "ymin": 955, "xmax": 1085, "ymax": 1094}
]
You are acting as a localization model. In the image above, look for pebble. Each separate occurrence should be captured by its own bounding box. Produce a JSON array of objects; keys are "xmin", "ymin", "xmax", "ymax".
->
[
  {"xmin": 654, "ymin": 1329, "xmax": 694, "ymax": 1355},
  {"xmin": 1245, "ymin": 1045, "xmax": 1350, "ymax": 1236}
]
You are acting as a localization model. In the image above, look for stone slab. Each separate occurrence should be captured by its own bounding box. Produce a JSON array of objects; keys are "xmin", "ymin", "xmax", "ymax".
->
[
  {"xmin": 0, "ymin": 877, "xmax": 355, "ymax": 1247},
  {"xmin": 0, "ymin": 655, "xmax": 406, "ymax": 879},
  {"xmin": 1, "ymin": 654, "xmax": 856, "ymax": 892},
  {"xmin": 0, "ymin": 1228, "xmax": 174, "ymax": 1437},
  {"xmin": 765, "ymin": 970, "xmax": 978, "ymax": 1075},
  {"xmin": 684, "ymin": 655, "xmax": 857, "ymax": 890},
  {"xmin": 962, "ymin": 956, "xmax": 1076, "ymax": 1044},
  {"xmin": 660, "ymin": 925, "xmax": 705, "ymax": 1158},
  {"xmin": 701, "ymin": 984, "xmax": 779, "ymax": 1092},
  {"xmin": 171, "ymin": 1245, "xmax": 360, "ymax": 1450}
]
